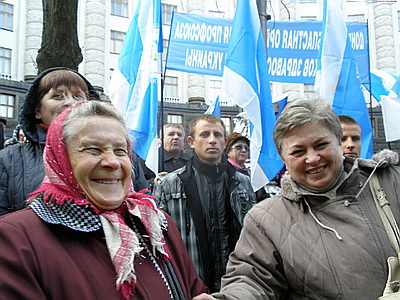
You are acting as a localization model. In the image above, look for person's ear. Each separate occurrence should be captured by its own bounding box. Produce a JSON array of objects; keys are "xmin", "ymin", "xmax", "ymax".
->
[
  {"xmin": 188, "ymin": 136, "xmax": 195, "ymax": 149},
  {"xmin": 34, "ymin": 107, "xmax": 42, "ymax": 120}
]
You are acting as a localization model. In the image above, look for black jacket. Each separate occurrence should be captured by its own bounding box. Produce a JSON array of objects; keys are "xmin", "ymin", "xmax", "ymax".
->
[
  {"xmin": 154, "ymin": 154, "xmax": 256, "ymax": 292},
  {"xmin": 141, "ymin": 148, "xmax": 192, "ymax": 186}
]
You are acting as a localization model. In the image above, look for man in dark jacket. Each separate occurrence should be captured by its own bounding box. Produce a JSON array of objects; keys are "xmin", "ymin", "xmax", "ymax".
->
[
  {"xmin": 141, "ymin": 123, "xmax": 192, "ymax": 189},
  {"xmin": 153, "ymin": 114, "xmax": 256, "ymax": 292},
  {"xmin": 0, "ymin": 67, "xmax": 148, "ymax": 216}
]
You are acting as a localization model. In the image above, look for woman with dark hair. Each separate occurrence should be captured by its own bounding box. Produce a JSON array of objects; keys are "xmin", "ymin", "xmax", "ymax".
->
[
  {"xmin": 0, "ymin": 101, "xmax": 208, "ymax": 299},
  {"xmin": 0, "ymin": 67, "xmax": 100, "ymax": 215}
]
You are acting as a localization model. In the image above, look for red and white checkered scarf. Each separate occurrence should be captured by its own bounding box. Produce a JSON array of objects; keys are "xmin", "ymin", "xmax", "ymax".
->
[{"xmin": 30, "ymin": 102, "xmax": 170, "ymax": 299}]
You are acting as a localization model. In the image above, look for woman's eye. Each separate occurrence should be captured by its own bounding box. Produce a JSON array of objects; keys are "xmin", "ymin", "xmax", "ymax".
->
[
  {"xmin": 290, "ymin": 150, "xmax": 304, "ymax": 156},
  {"xmin": 84, "ymin": 148, "xmax": 101, "ymax": 155},
  {"xmin": 73, "ymin": 95, "xmax": 85, "ymax": 100},
  {"xmin": 115, "ymin": 149, "xmax": 128, "ymax": 156},
  {"xmin": 52, "ymin": 94, "xmax": 64, "ymax": 100},
  {"xmin": 316, "ymin": 142, "xmax": 329, "ymax": 149}
]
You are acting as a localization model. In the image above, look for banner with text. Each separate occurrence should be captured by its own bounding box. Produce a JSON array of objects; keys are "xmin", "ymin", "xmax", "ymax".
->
[
  {"xmin": 166, "ymin": 14, "xmax": 369, "ymax": 84},
  {"xmin": 267, "ymin": 20, "xmax": 369, "ymax": 84},
  {"xmin": 166, "ymin": 12, "xmax": 232, "ymax": 76}
]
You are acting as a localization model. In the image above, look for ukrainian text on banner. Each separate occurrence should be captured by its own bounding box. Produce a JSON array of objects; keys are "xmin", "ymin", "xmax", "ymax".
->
[
  {"xmin": 166, "ymin": 12, "xmax": 232, "ymax": 76},
  {"xmin": 266, "ymin": 20, "xmax": 369, "ymax": 84},
  {"xmin": 166, "ymin": 14, "xmax": 369, "ymax": 84}
]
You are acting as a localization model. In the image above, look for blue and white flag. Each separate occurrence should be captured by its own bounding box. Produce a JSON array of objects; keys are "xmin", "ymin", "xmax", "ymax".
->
[
  {"xmin": 388, "ymin": 75, "xmax": 400, "ymax": 99},
  {"xmin": 367, "ymin": 69, "xmax": 399, "ymax": 101},
  {"xmin": 205, "ymin": 96, "xmax": 221, "ymax": 117},
  {"xmin": 223, "ymin": 0, "xmax": 284, "ymax": 191},
  {"xmin": 315, "ymin": 0, "xmax": 373, "ymax": 158},
  {"xmin": 108, "ymin": 0, "xmax": 162, "ymax": 174}
]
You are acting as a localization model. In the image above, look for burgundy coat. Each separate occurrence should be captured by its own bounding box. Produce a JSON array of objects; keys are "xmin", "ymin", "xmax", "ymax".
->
[{"xmin": 0, "ymin": 207, "xmax": 208, "ymax": 299}]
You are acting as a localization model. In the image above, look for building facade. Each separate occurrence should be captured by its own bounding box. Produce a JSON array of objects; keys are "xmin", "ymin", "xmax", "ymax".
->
[{"xmin": 0, "ymin": 0, "xmax": 399, "ymax": 151}]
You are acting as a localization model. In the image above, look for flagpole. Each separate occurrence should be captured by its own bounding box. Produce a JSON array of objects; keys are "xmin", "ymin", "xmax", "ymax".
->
[
  {"xmin": 160, "ymin": 71, "xmax": 165, "ymax": 172},
  {"xmin": 365, "ymin": 20, "xmax": 377, "ymax": 150},
  {"xmin": 256, "ymin": 0, "xmax": 268, "ymax": 55},
  {"xmin": 159, "ymin": 9, "xmax": 176, "ymax": 172}
]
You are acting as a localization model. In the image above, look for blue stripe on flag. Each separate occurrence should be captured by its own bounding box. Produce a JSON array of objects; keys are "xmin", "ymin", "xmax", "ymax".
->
[
  {"xmin": 316, "ymin": 0, "xmax": 373, "ymax": 159},
  {"xmin": 223, "ymin": 0, "xmax": 283, "ymax": 191}
]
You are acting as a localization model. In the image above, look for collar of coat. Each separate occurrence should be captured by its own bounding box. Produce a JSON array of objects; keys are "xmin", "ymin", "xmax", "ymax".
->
[{"xmin": 280, "ymin": 157, "xmax": 393, "ymax": 207}]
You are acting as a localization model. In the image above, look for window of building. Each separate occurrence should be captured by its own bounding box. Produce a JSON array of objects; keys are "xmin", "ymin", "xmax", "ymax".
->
[
  {"xmin": 304, "ymin": 84, "xmax": 317, "ymax": 100},
  {"xmin": 164, "ymin": 76, "xmax": 178, "ymax": 101},
  {"xmin": 347, "ymin": 14, "xmax": 365, "ymax": 23},
  {"xmin": 110, "ymin": 30, "xmax": 125, "ymax": 54},
  {"xmin": 111, "ymin": 0, "xmax": 128, "ymax": 17},
  {"xmin": 208, "ymin": 79, "xmax": 228, "ymax": 106},
  {"xmin": 0, "ymin": 3, "xmax": 13, "ymax": 30},
  {"xmin": 163, "ymin": 39, "xmax": 169, "ymax": 63},
  {"xmin": 221, "ymin": 117, "xmax": 231, "ymax": 134},
  {"xmin": 162, "ymin": 3, "xmax": 176, "ymax": 26},
  {"xmin": 209, "ymin": 79, "xmax": 222, "ymax": 103},
  {"xmin": 0, "ymin": 47, "xmax": 11, "ymax": 78},
  {"xmin": 0, "ymin": 94, "xmax": 14, "ymax": 118},
  {"xmin": 167, "ymin": 114, "xmax": 182, "ymax": 124}
]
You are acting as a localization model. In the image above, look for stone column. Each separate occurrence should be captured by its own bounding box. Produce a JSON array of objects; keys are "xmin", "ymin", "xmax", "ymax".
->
[
  {"xmin": 372, "ymin": 3, "xmax": 396, "ymax": 72},
  {"xmin": 186, "ymin": 0, "xmax": 206, "ymax": 103},
  {"xmin": 24, "ymin": 0, "xmax": 43, "ymax": 81},
  {"xmin": 83, "ymin": 0, "xmax": 106, "ymax": 92}
]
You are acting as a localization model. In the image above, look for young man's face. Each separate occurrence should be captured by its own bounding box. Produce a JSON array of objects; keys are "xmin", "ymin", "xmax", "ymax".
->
[
  {"xmin": 188, "ymin": 120, "xmax": 226, "ymax": 164},
  {"xmin": 341, "ymin": 123, "xmax": 362, "ymax": 158}
]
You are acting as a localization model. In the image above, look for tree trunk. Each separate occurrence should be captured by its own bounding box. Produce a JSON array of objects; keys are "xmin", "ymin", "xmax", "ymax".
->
[{"xmin": 36, "ymin": 0, "xmax": 83, "ymax": 73}]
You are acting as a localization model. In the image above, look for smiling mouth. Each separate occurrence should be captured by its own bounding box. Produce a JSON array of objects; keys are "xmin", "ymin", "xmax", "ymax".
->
[
  {"xmin": 93, "ymin": 179, "xmax": 119, "ymax": 184},
  {"xmin": 307, "ymin": 166, "xmax": 324, "ymax": 174}
]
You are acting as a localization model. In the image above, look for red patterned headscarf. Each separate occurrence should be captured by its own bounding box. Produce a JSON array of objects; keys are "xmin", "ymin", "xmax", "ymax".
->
[{"xmin": 30, "ymin": 101, "xmax": 170, "ymax": 299}]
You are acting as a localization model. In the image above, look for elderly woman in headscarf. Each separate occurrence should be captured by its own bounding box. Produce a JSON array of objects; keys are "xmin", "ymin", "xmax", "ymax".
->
[
  {"xmin": 195, "ymin": 98, "xmax": 400, "ymax": 300},
  {"xmin": 0, "ymin": 100, "xmax": 208, "ymax": 299}
]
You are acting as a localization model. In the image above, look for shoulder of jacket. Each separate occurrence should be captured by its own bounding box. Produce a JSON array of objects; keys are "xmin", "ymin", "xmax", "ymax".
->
[
  {"xmin": 158, "ymin": 167, "xmax": 185, "ymax": 184},
  {"xmin": 232, "ymin": 169, "xmax": 252, "ymax": 184}
]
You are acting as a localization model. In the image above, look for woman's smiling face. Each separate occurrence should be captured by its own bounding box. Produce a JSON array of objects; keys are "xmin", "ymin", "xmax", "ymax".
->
[
  {"xmin": 67, "ymin": 117, "xmax": 132, "ymax": 210},
  {"xmin": 280, "ymin": 121, "xmax": 344, "ymax": 191}
]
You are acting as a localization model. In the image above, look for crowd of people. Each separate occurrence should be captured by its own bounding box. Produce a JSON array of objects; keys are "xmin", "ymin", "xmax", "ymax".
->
[{"xmin": 1, "ymin": 68, "xmax": 400, "ymax": 300}]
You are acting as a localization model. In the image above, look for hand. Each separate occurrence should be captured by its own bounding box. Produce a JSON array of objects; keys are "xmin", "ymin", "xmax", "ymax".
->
[
  {"xmin": 154, "ymin": 172, "xmax": 168, "ymax": 184},
  {"xmin": 192, "ymin": 293, "xmax": 217, "ymax": 299}
]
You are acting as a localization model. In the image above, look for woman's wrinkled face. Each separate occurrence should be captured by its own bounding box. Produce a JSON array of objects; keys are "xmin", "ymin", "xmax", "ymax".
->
[
  {"xmin": 280, "ymin": 122, "xmax": 344, "ymax": 191},
  {"xmin": 227, "ymin": 140, "xmax": 249, "ymax": 167},
  {"xmin": 67, "ymin": 117, "xmax": 131, "ymax": 210},
  {"xmin": 36, "ymin": 85, "xmax": 87, "ymax": 126}
]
